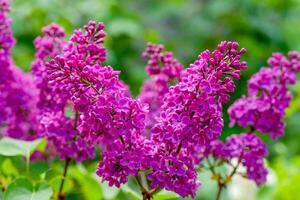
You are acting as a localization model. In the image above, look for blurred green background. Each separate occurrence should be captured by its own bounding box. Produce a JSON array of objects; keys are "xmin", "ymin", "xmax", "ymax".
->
[{"xmin": 6, "ymin": 0, "xmax": 300, "ymax": 199}]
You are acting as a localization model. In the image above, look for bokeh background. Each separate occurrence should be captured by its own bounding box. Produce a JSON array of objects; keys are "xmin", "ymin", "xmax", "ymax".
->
[{"xmin": 7, "ymin": 0, "xmax": 300, "ymax": 199}]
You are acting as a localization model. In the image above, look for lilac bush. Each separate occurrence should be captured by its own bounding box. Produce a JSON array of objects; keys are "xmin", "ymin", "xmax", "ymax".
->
[{"xmin": 1, "ymin": 0, "xmax": 300, "ymax": 199}]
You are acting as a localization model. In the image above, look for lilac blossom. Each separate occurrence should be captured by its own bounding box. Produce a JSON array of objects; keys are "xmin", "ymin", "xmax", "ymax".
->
[
  {"xmin": 96, "ymin": 41, "xmax": 248, "ymax": 198},
  {"xmin": 39, "ymin": 111, "xmax": 95, "ymax": 161},
  {"xmin": 199, "ymin": 52, "xmax": 300, "ymax": 191},
  {"xmin": 229, "ymin": 52, "xmax": 300, "ymax": 139},
  {"xmin": 152, "ymin": 41, "xmax": 247, "ymax": 148},
  {"xmin": 201, "ymin": 133, "xmax": 268, "ymax": 186},
  {"xmin": 139, "ymin": 43, "xmax": 183, "ymax": 135},
  {"xmin": 146, "ymin": 41, "xmax": 247, "ymax": 197},
  {"xmin": 0, "ymin": 0, "xmax": 39, "ymax": 141},
  {"xmin": 32, "ymin": 23, "xmax": 98, "ymax": 161},
  {"xmin": 44, "ymin": 21, "xmax": 148, "ymax": 165},
  {"xmin": 224, "ymin": 133, "xmax": 268, "ymax": 185},
  {"xmin": 96, "ymin": 134, "xmax": 155, "ymax": 187},
  {"xmin": 46, "ymin": 21, "xmax": 147, "ymax": 145},
  {"xmin": 147, "ymin": 147, "xmax": 199, "ymax": 198},
  {"xmin": 0, "ymin": 0, "xmax": 14, "ymax": 59},
  {"xmin": 1, "ymin": 66, "xmax": 39, "ymax": 139},
  {"xmin": 32, "ymin": 23, "xmax": 67, "ymax": 111},
  {"xmin": 31, "ymin": 23, "xmax": 71, "ymax": 160},
  {"xmin": 0, "ymin": 0, "xmax": 15, "ymax": 118}
]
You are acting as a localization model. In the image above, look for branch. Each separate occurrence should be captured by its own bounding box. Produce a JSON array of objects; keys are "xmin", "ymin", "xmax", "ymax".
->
[
  {"xmin": 58, "ymin": 111, "xmax": 79, "ymax": 199},
  {"xmin": 58, "ymin": 158, "xmax": 71, "ymax": 200},
  {"xmin": 228, "ymin": 158, "xmax": 241, "ymax": 179},
  {"xmin": 215, "ymin": 182, "xmax": 224, "ymax": 200},
  {"xmin": 176, "ymin": 139, "xmax": 183, "ymax": 154},
  {"xmin": 80, "ymin": 77, "xmax": 103, "ymax": 96}
]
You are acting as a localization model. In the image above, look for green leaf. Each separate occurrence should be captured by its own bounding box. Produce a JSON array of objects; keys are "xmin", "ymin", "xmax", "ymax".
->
[
  {"xmin": 153, "ymin": 190, "xmax": 179, "ymax": 200},
  {"xmin": 121, "ymin": 184, "xmax": 141, "ymax": 200},
  {"xmin": 69, "ymin": 165, "xmax": 103, "ymax": 200},
  {"xmin": 0, "ymin": 137, "xmax": 45, "ymax": 157},
  {"xmin": 1, "ymin": 159, "xmax": 19, "ymax": 176},
  {"xmin": 4, "ymin": 177, "xmax": 53, "ymax": 200},
  {"xmin": 99, "ymin": 181, "xmax": 119, "ymax": 199},
  {"xmin": 35, "ymin": 139, "xmax": 47, "ymax": 152}
]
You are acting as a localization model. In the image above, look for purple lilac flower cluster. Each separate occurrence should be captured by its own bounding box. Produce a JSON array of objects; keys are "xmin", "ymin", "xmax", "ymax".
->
[
  {"xmin": 204, "ymin": 133, "xmax": 268, "ymax": 185},
  {"xmin": 42, "ymin": 21, "xmax": 148, "ymax": 167},
  {"xmin": 95, "ymin": 41, "xmax": 248, "ymax": 198},
  {"xmin": 96, "ymin": 134, "xmax": 155, "ymax": 187},
  {"xmin": 32, "ymin": 22, "xmax": 110, "ymax": 161},
  {"xmin": 139, "ymin": 43, "xmax": 183, "ymax": 135},
  {"xmin": 1, "ymin": 0, "xmax": 16, "ymax": 125},
  {"xmin": 31, "ymin": 23, "xmax": 85, "ymax": 161},
  {"xmin": 202, "ymin": 51, "xmax": 300, "ymax": 187},
  {"xmin": 0, "ymin": 0, "xmax": 39, "ymax": 140},
  {"xmin": 0, "ymin": 0, "xmax": 13, "ymax": 60},
  {"xmin": 2, "ymin": 67, "xmax": 39, "ymax": 140},
  {"xmin": 31, "ymin": 24, "xmax": 67, "ymax": 112},
  {"xmin": 37, "ymin": 21, "xmax": 152, "ymax": 187},
  {"xmin": 224, "ymin": 133, "xmax": 268, "ymax": 185},
  {"xmin": 147, "ymin": 41, "xmax": 247, "ymax": 197},
  {"xmin": 48, "ymin": 21, "xmax": 147, "ymax": 143},
  {"xmin": 152, "ymin": 42, "xmax": 247, "ymax": 146},
  {"xmin": 229, "ymin": 52, "xmax": 300, "ymax": 139}
]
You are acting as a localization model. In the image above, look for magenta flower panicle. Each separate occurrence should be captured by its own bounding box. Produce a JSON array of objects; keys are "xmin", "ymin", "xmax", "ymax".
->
[
  {"xmin": 139, "ymin": 43, "xmax": 183, "ymax": 135},
  {"xmin": 152, "ymin": 41, "xmax": 247, "ymax": 149},
  {"xmin": 43, "ymin": 21, "xmax": 148, "ymax": 164},
  {"xmin": 0, "ymin": 0, "xmax": 39, "ymax": 141},
  {"xmin": 144, "ymin": 41, "xmax": 247, "ymax": 197},
  {"xmin": 201, "ymin": 133, "xmax": 268, "ymax": 186},
  {"xmin": 32, "ymin": 23, "xmax": 67, "ymax": 111},
  {"xmin": 224, "ymin": 133, "xmax": 268, "ymax": 185},
  {"xmin": 229, "ymin": 51, "xmax": 300, "ymax": 139},
  {"xmin": 32, "ymin": 22, "xmax": 100, "ymax": 161}
]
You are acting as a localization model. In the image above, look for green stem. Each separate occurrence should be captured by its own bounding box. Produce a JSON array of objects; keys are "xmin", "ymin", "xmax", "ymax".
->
[
  {"xmin": 80, "ymin": 77, "xmax": 103, "ymax": 95},
  {"xmin": 206, "ymin": 158, "xmax": 217, "ymax": 176},
  {"xmin": 215, "ymin": 182, "xmax": 224, "ymax": 200},
  {"xmin": 74, "ymin": 111, "xmax": 79, "ymax": 130},
  {"xmin": 176, "ymin": 139, "xmax": 183, "ymax": 154},
  {"xmin": 26, "ymin": 152, "xmax": 30, "ymax": 176},
  {"xmin": 58, "ymin": 158, "xmax": 71, "ymax": 200},
  {"xmin": 150, "ymin": 187, "xmax": 162, "ymax": 196},
  {"xmin": 210, "ymin": 158, "xmax": 241, "ymax": 200},
  {"xmin": 141, "ymin": 172, "xmax": 149, "ymax": 191},
  {"xmin": 135, "ymin": 175, "xmax": 153, "ymax": 200},
  {"xmin": 134, "ymin": 176, "xmax": 147, "ymax": 193},
  {"xmin": 118, "ymin": 135, "xmax": 153, "ymax": 199},
  {"xmin": 228, "ymin": 160, "xmax": 241, "ymax": 178},
  {"xmin": 0, "ymin": 175, "xmax": 5, "ymax": 192}
]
